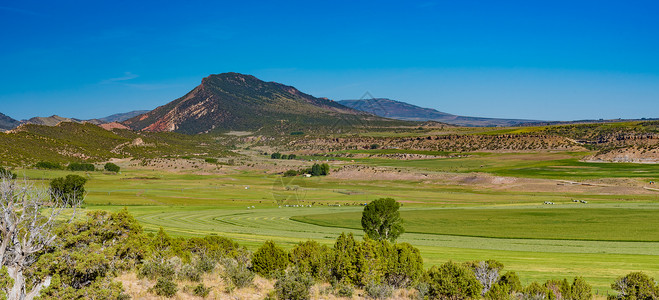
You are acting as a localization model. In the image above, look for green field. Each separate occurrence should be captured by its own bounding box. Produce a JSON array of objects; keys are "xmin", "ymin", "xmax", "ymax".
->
[
  {"xmin": 292, "ymin": 205, "xmax": 659, "ymax": 242},
  {"xmin": 314, "ymin": 150, "xmax": 659, "ymax": 179},
  {"xmin": 18, "ymin": 150, "xmax": 659, "ymax": 294}
]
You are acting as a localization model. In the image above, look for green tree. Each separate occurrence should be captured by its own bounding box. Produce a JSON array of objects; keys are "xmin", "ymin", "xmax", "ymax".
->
[
  {"xmin": 34, "ymin": 161, "xmax": 63, "ymax": 170},
  {"xmin": 426, "ymin": 261, "xmax": 483, "ymax": 300},
  {"xmin": 67, "ymin": 162, "xmax": 95, "ymax": 171},
  {"xmin": 0, "ymin": 167, "xmax": 16, "ymax": 179},
  {"xmin": 498, "ymin": 271, "xmax": 523, "ymax": 293},
  {"xmin": 320, "ymin": 163, "xmax": 330, "ymax": 175},
  {"xmin": 545, "ymin": 279, "xmax": 571, "ymax": 300},
  {"xmin": 183, "ymin": 235, "xmax": 241, "ymax": 262},
  {"xmin": 361, "ymin": 198, "xmax": 404, "ymax": 242},
  {"xmin": 104, "ymin": 162, "xmax": 120, "ymax": 173},
  {"xmin": 385, "ymin": 242, "xmax": 424, "ymax": 288},
  {"xmin": 284, "ymin": 169, "xmax": 299, "ymax": 177},
  {"xmin": 524, "ymin": 282, "xmax": 556, "ymax": 300},
  {"xmin": 271, "ymin": 152, "xmax": 282, "ymax": 159},
  {"xmin": 251, "ymin": 240, "xmax": 288, "ymax": 278},
  {"xmin": 36, "ymin": 209, "xmax": 146, "ymax": 298},
  {"xmin": 608, "ymin": 272, "xmax": 658, "ymax": 300},
  {"xmin": 289, "ymin": 240, "xmax": 333, "ymax": 281},
  {"xmin": 311, "ymin": 163, "xmax": 321, "ymax": 176},
  {"xmin": 332, "ymin": 233, "xmax": 359, "ymax": 284},
  {"xmin": 485, "ymin": 283, "xmax": 512, "ymax": 300},
  {"xmin": 571, "ymin": 277, "xmax": 592, "ymax": 300},
  {"xmin": 49, "ymin": 174, "xmax": 88, "ymax": 206},
  {"xmin": 354, "ymin": 236, "xmax": 389, "ymax": 286}
]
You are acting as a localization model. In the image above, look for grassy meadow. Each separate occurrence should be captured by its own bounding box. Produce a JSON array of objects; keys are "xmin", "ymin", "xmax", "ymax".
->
[{"xmin": 18, "ymin": 149, "xmax": 659, "ymax": 294}]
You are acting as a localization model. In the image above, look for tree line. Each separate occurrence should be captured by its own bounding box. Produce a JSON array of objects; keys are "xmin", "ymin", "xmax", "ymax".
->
[{"xmin": 33, "ymin": 161, "xmax": 120, "ymax": 172}]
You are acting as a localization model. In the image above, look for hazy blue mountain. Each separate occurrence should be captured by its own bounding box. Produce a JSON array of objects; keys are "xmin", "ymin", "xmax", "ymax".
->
[
  {"xmin": 338, "ymin": 98, "xmax": 542, "ymax": 127},
  {"xmin": 99, "ymin": 110, "xmax": 150, "ymax": 123}
]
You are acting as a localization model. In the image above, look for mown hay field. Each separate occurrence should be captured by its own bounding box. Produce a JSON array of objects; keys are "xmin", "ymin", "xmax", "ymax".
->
[{"xmin": 17, "ymin": 151, "xmax": 659, "ymax": 294}]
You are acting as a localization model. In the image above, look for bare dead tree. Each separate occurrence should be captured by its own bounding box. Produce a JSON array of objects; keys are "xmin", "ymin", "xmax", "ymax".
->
[
  {"xmin": 473, "ymin": 261, "xmax": 501, "ymax": 296},
  {"xmin": 0, "ymin": 175, "xmax": 80, "ymax": 300}
]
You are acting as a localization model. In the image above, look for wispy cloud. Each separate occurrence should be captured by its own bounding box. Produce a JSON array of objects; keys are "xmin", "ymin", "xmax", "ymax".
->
[
  {"xmin": 101, "ymin": 72, "xmax": 139, "ymax": 84},
  {"xmin": 0, "ymin": 6, "xmax": 44, "ymax": 16}
]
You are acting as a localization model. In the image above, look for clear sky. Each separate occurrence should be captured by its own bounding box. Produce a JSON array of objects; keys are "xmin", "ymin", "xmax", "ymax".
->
[{"xmin": 1, "ymin": 0, "xmax": 658, "ymax": 121}]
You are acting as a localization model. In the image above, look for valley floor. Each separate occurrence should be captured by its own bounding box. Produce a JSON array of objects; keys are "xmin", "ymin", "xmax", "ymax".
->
[{"xmin": 18, "ymin": 149, "xmax": 659, "ymax": 294}]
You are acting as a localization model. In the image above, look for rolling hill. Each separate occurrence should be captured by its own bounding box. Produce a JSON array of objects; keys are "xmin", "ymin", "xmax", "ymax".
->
[
  {"xmin": 338, "ymin": 98, "xmax": 541, "ymax": 127},
  {"xmin": 0, "ymin": 122, "xmax": 232, "ymax": 166},
  {"xmin": 124, "ymin": 72, "xmax": 401, "ymax": 134}
]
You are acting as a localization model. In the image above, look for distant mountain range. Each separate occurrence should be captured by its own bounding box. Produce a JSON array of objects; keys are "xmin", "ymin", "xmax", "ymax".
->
[
  {"xmin": 99, "ymin": 110, "xmax": 150, "ymax": 123},
  {"xmin": 0, "ymin": 111, "xmax": 148, "ymax": 131},
  {"xmin": 0, "ymin": 113, "xmax": 20, "ymax": 131},
  {"xmin": 123, "ymin": 72, "xmax": 397, "ymax": 134},
  {"xmin": 338, "ymin": 98, "xmax": 541, "ymax": 127},
  {"xmin": 2, "ymin": 73, "xmax": 654, "ymax": 133}
]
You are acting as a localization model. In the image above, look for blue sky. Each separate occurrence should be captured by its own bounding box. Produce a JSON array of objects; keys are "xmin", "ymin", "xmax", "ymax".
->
[{"xmin": 1, "ymin": 0, "xmax": 658, "ymax": 121}]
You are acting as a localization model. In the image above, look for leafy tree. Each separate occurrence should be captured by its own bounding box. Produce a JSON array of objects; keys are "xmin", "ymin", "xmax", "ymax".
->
[
  {"xmin": 281, "ymin": 154, "xmax": 289, "ymax": 159},
  {"xmin": 49, "ymin": 174, "xmax": 87, "ymax": 206},
  {"xmin": 608, "ymin": 272, "xmax": 658, "ymax": 300},
  {"xmin": 271, "ymin": 152, "xmax": 282, "ymax": 159},
  {"xmin": 40, "ymin": 275, "xmax": 129, "ymax": 299},
  {"xmin": 183, "ymin": 235, "xmax": 241, "ymax": 262},
  {"xmin": 284, "ymin": 169, "xmax": 299, "ymax": 177},
  {"xmin": 67, "ymin": 162, "xmax": 95, "ymax": 171},
  {"xmin": 361, "ymin": 198, "xmax": 404, "ymax": 242},
  {"xmin": 251, "ymin": 240, "xmax": 288, "ymax": 278},
  {"xmin": 35, "ymin": 209, "xmax": 145, "ymax": 298},
  {"xmin": 485, "ymin": 282, "xmax": 512, "ymax": 300},
  {"xmin": 34, "ymin": 161, "xmax": 63, "ymax": 170},
  {"xmin": 498, "ymin": 271, "xmax": 523, "ymax": 293},
  {"xmin": 571, "ymin": 277, "xmax": 593, "ymax": 300},
  {"xmin": 311, "ymin": 163, "xmax": 322, "ymax": 176},
  {"xmin": 524, "ymin": 281, "xmax": 556, "ymax": 300},
  {"xmin": 289, "ymin": 240, "xmax": 333, "ymax": 281},
  {"xmin": 385, "ymin": 242, "xmax": 424, "ymax": 288},
  {"xmin": 288, "ymin": 154, "xmax": 297, "ymax": 159},
  {"xmin": 426, "ymin": 261, "xmax": 483, "ymax": 300},
  {"xmin": 104, "ymin": 162, "xmax": 120, "ymax": 173},
  {"xmin": 332, "ymin": 233, "xmax": 359, "ymax": 284},
  {"xmin": 545, "ymin": 279, "xmax": 571, "ymax": 300},
  {"xmin": 354, "ymin": 236, "xmax": 389, "ymax": 286},
  {"xmin": 320, "ymin": 163, "xmax": 330, "ymax": 175},
  {"xmin": 485, "ymin": 271, "xmax": 522, "ymax": 300},
  {"xmin": 0, "ymin": 167, "xmax": 16, "ymax": 179},
  {"xmin": 147, "ymin": 228, "xmax": 189, "ymax": 263}
]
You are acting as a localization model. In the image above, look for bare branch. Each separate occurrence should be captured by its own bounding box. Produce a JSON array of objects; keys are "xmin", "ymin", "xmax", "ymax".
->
[{"xmin": 0, "ymin": 174, "xmax": 82, "ymax": 300}]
